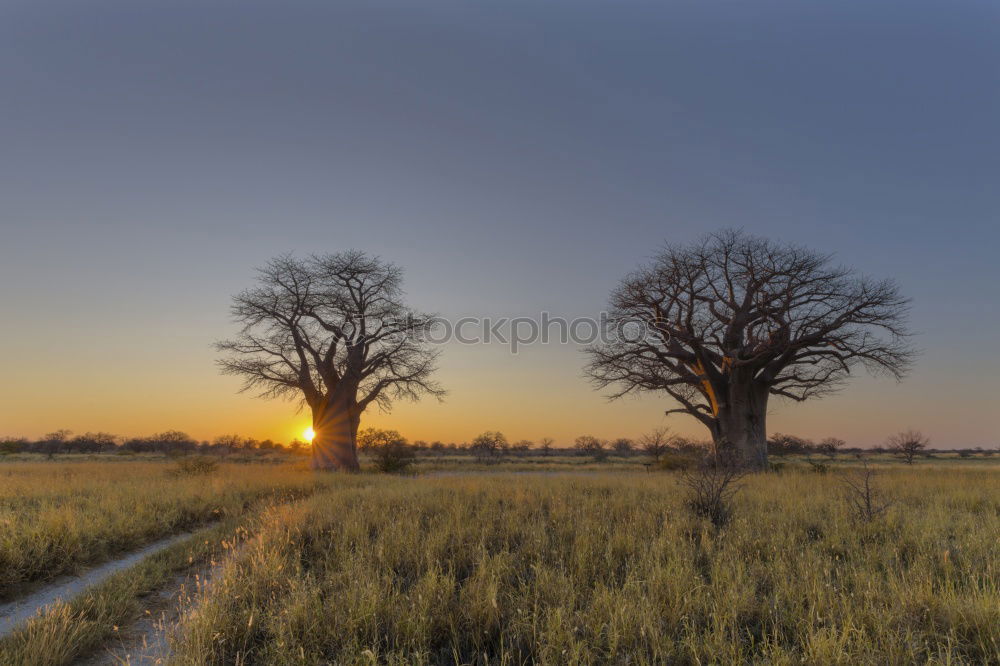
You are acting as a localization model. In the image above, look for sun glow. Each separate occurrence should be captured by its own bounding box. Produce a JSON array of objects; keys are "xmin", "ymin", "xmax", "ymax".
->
[{"xmin": 303, "ymin": 427, "xmax": 315, "ymax": 443}]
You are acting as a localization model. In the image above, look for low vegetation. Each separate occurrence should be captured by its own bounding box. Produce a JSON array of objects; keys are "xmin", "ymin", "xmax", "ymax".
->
[
  {"xmin": 167, "ymin": 468, "xmax": 998, "ymax": 664},
  {"xmin": 0, "ymin": 520, "xmax": 240, "ymax": 666},
  {"xmin": 0, "ymin": 450, "xmax": 996, "ymax": 664},
  {"xmin": 0, "ymin": 461, "xmax": 328, "ymax": 598}
]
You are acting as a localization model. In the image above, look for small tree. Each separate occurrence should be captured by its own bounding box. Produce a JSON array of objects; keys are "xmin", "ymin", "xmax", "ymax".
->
[
  {"xmin": 574, "ymin": 435, "xmax": 608, "ymax": 461},
  {"xmin": 361, "ymin": 429, "xmax": 415, "ymax": 473},
  {"xmin": 611, "ymin": 438, "xmax": 635, "ymax": 455},
  {"xmin": 512, "ymin": 439, "xmax": 533, "ymax": 452},
  {"xmin": 0, "ymin": 438, "xmax": 27, "ymax": 455},
  {"xmin": 888, "ymin": 429, "xmax": 928, "ymax": 464},
  {"xmin": 68, "ymin": 432, "xmax": 119, "ymax": 453},
  {"xmin": 214, "ymin": 434, "xmax": 244, "ymax": 455},
  {"xmin": 639, "ymin": 427, "xmax": 672, "ymax": 461},
  {"xmin": 471, "ymin": 431, "xmax": 508, "ymax": 464},
  {"xmin": 357, "ymin": 428, "xmax": 407, "ymax": 450},
  {"xmin": 840, "ymin": 461, "xmax": 892, "ymax": 522},
  {"xmin": 39, "ymin": 429, "xmax": 72, "ymax": 458},
  {"xmin": 538, "ymin": 437, "xmax": 555, "ymax": 456},
  {"xmin": 819, "ymin": 437, "xmax": 847, "ymax": 459}
]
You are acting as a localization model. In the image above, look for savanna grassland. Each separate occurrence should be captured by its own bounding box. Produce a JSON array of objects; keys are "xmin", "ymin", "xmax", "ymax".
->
[
  {"xmin": 0, "ymin": 458, "xmax": 998, "ymax": 665},
  {"xmin": 0, "ymin": 459, "xmax": 328, "ymax": 598}
]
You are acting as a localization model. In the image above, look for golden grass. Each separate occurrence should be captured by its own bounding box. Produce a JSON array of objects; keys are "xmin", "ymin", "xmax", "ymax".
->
[
  {"xmin": 0, "ymin": 520, "xmax": 239, "ymax": 666},
  {"xmin": 0, "ymin": 460, "xmax": 325, "ymax": 597},
  {"xmin": 170, "ymin": 468, "xmax": 999, "ymax": 664}
]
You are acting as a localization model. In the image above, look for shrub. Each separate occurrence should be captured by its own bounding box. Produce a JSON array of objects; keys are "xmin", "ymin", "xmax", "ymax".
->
[
  {"xmin": 768, "ymin": 433, "xmax": 815, "ymax": 456},
  {"xmin": 370, "ymin": 441, "xmax": 417, "ymax": 473},
  {"xmin": 171, "ymin": 456, "xmax": 220, "ymax": 476},
  {"xmin": 655, "ymin": 450, "xmax": 701, "ymax": 471},
  {"xmin": 840, "ymin": 461, "xmax": 892, "ymax": 522},
  {"xmin": 611, "ymin": 438, "xmax": 634, "ymax": 455},
  {"xmin": 680, "ymin": 456, "xmax": 745, "ymax": 528},
  {"xmin": 0, "ymin": 439, "xmax": 26, "ymax": 455},
  {"xmin": 574, "ymin": 435, "xmax": 608, "ymax": 461},
  {"xmin": 806, "ymin": 458, "xmax": 830, "ymax": 474},
  {"xmin": 819, "ymin": 437, "xmax": 847, "ymax": 458}
]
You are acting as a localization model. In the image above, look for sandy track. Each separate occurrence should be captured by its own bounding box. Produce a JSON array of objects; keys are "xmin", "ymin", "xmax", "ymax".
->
[{"xmin": 0, "ymin": 532, "xmax": 196, "ymax": 640}]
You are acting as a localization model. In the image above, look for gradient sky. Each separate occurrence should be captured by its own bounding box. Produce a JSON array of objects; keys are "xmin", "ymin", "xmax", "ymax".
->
[{"xmin": 1, "ymin": 0, "xmax": 998, "ymax": 448}]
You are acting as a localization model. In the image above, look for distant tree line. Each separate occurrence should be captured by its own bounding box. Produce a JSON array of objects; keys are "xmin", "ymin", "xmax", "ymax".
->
[
  {"xmin": 0, "ymin": 430, "xmax": 311, "ymax": 457},
  {"xmin": 0, "ymin": 427, "xmax": 993, "ymax": 463}
]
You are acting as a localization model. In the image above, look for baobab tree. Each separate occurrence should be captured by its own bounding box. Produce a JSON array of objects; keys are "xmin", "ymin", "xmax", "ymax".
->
[
  {"xmin": 217, "ymin": 252, "xmax": 443, "ymax": 471},
  {"xmin": 586, "ymin": 230, "xmax": 913, "ymax": 470}
]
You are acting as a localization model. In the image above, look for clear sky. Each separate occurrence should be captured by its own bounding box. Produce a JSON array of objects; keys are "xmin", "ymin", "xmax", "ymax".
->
[{"xmin": 1, "ymin": 0, "xmax": 998, "ymax": 448}]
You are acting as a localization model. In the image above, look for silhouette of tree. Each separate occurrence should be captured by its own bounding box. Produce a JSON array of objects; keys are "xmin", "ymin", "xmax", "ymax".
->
[
  {"xmin": 471, "ymin": 431, "xmax": 507, "ymax": 463},
  {"xmin": 820, "ymin": 437, "xmax": 847, "ymax": 458},
  {"xmin": 638, "ymin": 427, "xmax": 672, "ymax": 461},
  {"xmin": 888, "ymin": 429, "xmax": 928, "ymax": 464},
  {"xmin": 586, "ymin": 230, "xmax": 913, "ymax": 469},
  {"xmin": 217, "ymin": 252, "xmax": 444, "ymax": 471},
  {"xmin": 611, "ymin": 438, "xmax": 634, "ymax": 455}
]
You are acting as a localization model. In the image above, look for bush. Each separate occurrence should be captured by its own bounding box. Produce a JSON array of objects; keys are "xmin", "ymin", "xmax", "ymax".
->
[
  {"xmin": 840, "ymin": 461, "xmax": 892, "ymax": 522},
  {"xmin": 655, "ymin": 450, "xmax": 702, "ymax": 471},
  {"xmin": 680, "ymin": 457, "xmax": 745, "ymax": 528},
  {"xmin": 806, "ymin": 458, "xmax": 830, "ymax": 474},
  {"xmin": 171, "ymin": 456, "xmax": 220, "ymax": 476},
  {"xmin": 574, "ymin": 435, "xmax": 608, "ymax": 461},
  {"xmin": 370, "ymin": 441, "xmax": 417, "ymax": 474},
  {"xmin": 0, "ymin": 439, "xmax": 26, "ymax": 455}
]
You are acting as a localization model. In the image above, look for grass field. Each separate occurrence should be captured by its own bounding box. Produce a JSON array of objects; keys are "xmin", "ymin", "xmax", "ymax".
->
[
  {"xmin": 0, "ymin": 458, "xmax": 997, "ymax": 664},
  {"xmin": 0, "ymin": 459, "xmax": 327, "ymax": 599}
]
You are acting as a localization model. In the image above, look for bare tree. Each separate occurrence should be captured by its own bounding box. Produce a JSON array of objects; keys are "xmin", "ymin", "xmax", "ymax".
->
[
  {"xmin": 574, "ymin": 435, "xmax": 608, "ymax": 460},
  {"xmin": 586, "ymin": 231, "xmax": 913, "ymax": 469},
  {"xmin": 840, "ymin": 461, "xmax": 892, "ymax": 522},
  {"xmin": 538, "ymin": 437, "xmax": 555, "ymax": 456},
  {"xmin": 217, "ymin": 252, "xmax": 444, "ymax": 471},
  {"xmin": 680, "ymin": 456, "xmax": 745, "ymax": 528},
  {"xmin": 887, "ymin": 429, "xmax": 928, "ymax": 464},
  {"xmin": 611, "ymin": 437, "xmax": 634, "ymax": 455},
  {"xmin": 638, "ymin": 427, "xmax": 672, "ymax": 461}
]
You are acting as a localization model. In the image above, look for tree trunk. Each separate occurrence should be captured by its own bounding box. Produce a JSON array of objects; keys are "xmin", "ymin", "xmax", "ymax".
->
[
  {"xmin": 713, "ymin": 382, "xmax": 769, "ymax": 470},
  {"xmin": 310, "ymin": 397, "xmax": 361, "ymax": 472}
]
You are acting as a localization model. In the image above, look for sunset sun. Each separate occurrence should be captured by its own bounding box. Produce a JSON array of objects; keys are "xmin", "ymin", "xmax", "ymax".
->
[{"xmin": 302, "ymin": 427, "xmax": 315, "ymax": 443}]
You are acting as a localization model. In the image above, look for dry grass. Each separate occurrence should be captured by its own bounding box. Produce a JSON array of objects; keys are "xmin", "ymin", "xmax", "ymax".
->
[
  {"xmin": 0, "ymin": 460, "xmax": 326, "ymax": 598},
  {"xmin": 168, "ymin": 468, "xmax": 999, "ymax": 664},
  {"xmin": 0, "ymin": 458, "xmax": 995, "ymax": 664}
]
